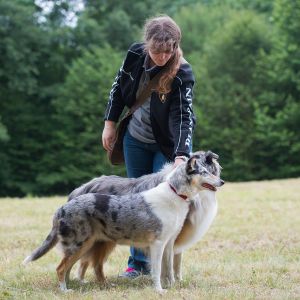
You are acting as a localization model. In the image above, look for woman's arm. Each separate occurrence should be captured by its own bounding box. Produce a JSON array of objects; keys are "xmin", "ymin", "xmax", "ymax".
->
[
  {"xmin": 169, "ymin": 76, "xmax": 195, "ymax": 159},
  {"xmin": 104, "ymin": 63, "xmax": 126, "ymax": 122}
]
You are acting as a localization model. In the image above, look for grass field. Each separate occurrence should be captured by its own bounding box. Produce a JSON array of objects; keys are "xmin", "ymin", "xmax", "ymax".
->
[{"xmin": 1, "ymin": 178, "xmax": 300, "ymax": 300}]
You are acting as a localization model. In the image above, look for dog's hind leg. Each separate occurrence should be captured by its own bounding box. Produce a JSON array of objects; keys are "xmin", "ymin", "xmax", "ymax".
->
[
  {"xmin": 56, "ymin": 238, "xmax": 95, "ymax": 291},
  {"xmin": 76, "ymin": 243, "xmax": 98, "ymax": 282},
  {"xmin": 76, "ymin": 241, "xmax": 116, "ymax": 284},
  {"xmin": 173, "ymin": 253, "xmax": 183, "ymax": 281},
  {"xmin": 77, "ymin": 259, "xmax": 89, "ymax": 283},
  {"xmin": 92, "ymin": 241, "xmax": 116, "ymax": 283},
  {"xmin": 65, "ymin": 268, "xmax": 72, "ymax": 285}
]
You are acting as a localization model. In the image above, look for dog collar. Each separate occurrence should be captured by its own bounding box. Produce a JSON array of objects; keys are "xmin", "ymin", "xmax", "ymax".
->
[{"xmin": 169, "ymin": 184, "xmax": 188, "ymax": 201}]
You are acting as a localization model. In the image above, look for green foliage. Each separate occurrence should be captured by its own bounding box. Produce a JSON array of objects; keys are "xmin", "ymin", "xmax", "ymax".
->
[
  {"xmin": 0, "ymin": 1, "xmax": 41, "ymax": 94},
  {"xmin": 36, "ymin": 46, "xmax": 125, "ymax": 194},
  {"xmin": 253, "ymin": 100, "xmax": 300, "ymax": 178},
  {"xmin": 175, "ymin": 4, "xmax": 235, "ymax": 55},
  {"xmin": 213, "ymin": 0, "xmax": 274, "ymax": 14},
  {"xmin": 0, "ymin": 0, "xmax": 77, "ymax": 196},
  {"xmin": 0, "ymin": 0, "xmax": 46, "ymax": 196},
  {"xmin": 0, "ymin": 117, "xmax": 9, "ymax": 193},
  {"xmin": 0, "ymin": 0, "xmax": 299, "ymax": 196},
  {"xmin": 251, "ymin": 0, "xmax": 300, "ymax": 178},
  {"xmin": 72, "ymin": 12, "xmax": 106, "ymax": 52},
  {"xmin": 82, "ymin": 0, "xmax": 202, "ymax": 51},
  {"xmin": 82, "ymin": 0, "xmax": 165, "ymax": 50},
  {"xmin": 185, "ymin": 10, "xmax": 273, "ymax": 180},
  {"xmin": 100, "ymin": 9, "xmax": 140, "ymax": 50},
  {"xmin": 0, "ymin": 117, "xmax": 9, "ymax": 142}
]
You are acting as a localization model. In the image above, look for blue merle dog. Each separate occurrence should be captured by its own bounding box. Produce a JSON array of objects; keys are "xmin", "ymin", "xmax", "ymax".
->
[{"xmin": 23, "ymin": 154, "xmax": 224, "ymax": 292}]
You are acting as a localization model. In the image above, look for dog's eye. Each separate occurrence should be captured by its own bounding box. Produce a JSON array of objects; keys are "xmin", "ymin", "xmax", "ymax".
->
[{"xmin": 200, "ymin": 170, "xmax": 208, "ymax": 176}]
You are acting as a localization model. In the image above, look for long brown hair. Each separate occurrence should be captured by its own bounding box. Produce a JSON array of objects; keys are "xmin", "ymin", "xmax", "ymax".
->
[{"xmin": 143, "ymin": 15, "xmax": 183, "ymax": 98}]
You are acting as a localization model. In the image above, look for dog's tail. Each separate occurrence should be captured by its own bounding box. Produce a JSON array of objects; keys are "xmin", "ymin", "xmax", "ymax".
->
[{"xmin": 23, "ymin": 224, "xmax": 58, "ymax": 265}]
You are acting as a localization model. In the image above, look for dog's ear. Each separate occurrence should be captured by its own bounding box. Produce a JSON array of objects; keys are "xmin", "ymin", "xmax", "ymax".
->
[
  {"xmin": 186, "ymin": 156, "xmax": 199, "ymax": 175},
  {"xmin": 205, "ymin": 150, "xmax": 219, "ymax": 164}
]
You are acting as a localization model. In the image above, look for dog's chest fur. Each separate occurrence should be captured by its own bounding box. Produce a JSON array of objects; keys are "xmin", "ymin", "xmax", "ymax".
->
[{"xmin": 174, "ymin": 191, "xmax": 218, "ymax": 254}]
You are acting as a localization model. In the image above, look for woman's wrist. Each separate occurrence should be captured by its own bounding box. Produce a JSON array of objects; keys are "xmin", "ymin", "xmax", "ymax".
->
[
  {"xmin": 104, "ymin": 120, "xmax": 116, "ymax": 129},
  {"xmin": 175, "ymin": 155, "xmax": 188, "ymax": 162}
]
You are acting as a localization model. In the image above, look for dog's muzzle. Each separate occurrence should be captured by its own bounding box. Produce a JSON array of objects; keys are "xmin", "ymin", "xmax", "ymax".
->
[
  {"xmin": 201, "ymin": 183, "xmax": 217, "ymax": 191},
  {"xmin": 201, "ymin": 180, "xmax": 225, "ymax": 191}
]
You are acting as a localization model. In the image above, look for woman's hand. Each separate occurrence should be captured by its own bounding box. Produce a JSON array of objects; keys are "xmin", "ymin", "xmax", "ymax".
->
[
  {"xmin": 102, "ymin": 121, "xmax": 117, "ymax": 151},
  {"xmin": 173, "ymin": 156, "xmax": 187, "ymax": 168}
]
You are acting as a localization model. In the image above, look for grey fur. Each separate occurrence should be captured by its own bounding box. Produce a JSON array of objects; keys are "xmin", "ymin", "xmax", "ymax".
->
[
  {"xmin": 66, "ymin": 150, "xmax": 221, "ymax": 283},
  {"xmin": 68, "ymin": 150, "xmax": 221, "ymax": 201},
  {"xmin": 25, "ymin": 192, "xmax": 163, "ymax": 263},
  {"xmin": 23, "ymin": 154, "xmax": 224, "ymax": 292},
  {"xmin": 90, "ymin": 193, "xmax": 163, "ymax": 243},
  {"xmin": 68, "ymin": 164, "xmax": 173, "ymax": 201},
  {"xmin": 23, "ymin": 224, "xmax": 58, "ymax": 263}
]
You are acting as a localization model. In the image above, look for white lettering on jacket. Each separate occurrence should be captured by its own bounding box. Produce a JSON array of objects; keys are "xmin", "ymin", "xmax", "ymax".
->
[
  {"xmin": 106, "ymin": 62, "xmax": 123, "ymax": 118},
  {"xmin": 185, "ymin": 87, "xmax": 193, "ymax": 147}
]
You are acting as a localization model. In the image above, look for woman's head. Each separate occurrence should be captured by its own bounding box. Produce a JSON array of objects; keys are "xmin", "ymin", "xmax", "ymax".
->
[
  {"xmin": 144, "ymin": 15, "xmax": 181, "ymax": 56},
  {"xmin": 143, "ymin": 15, "xmax": 183, "ymax": 97}
]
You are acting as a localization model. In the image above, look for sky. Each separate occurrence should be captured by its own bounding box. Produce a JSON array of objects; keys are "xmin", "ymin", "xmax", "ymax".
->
[{"xmin": 34, "ymin": 0, "xmax": 85, "ymax": 27}]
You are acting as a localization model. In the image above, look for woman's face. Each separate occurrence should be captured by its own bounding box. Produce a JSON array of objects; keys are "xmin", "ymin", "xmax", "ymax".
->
[{"xmin": 148, "ymin": 49, "xmax": 173, "ymax": 67}]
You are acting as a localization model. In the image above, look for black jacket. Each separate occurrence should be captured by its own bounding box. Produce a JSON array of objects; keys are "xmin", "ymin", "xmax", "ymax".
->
[{"xmin": 104, "ymin": 42, "xmax": 196, "ymax": 160}]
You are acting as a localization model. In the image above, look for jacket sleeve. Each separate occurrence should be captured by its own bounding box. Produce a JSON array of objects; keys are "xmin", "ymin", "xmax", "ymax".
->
[
  {"xmin": 104, "ymin": 61, "xmax": 126, "ymax": 122},
  {"xmin": 169, "ymin": 76, "xmax": 195, "ymax": 159}
]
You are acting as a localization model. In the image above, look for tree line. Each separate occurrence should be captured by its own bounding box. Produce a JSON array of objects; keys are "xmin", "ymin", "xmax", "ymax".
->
[{"xmin": 0, "ymin": 0, "xmax": 299, "ymax": 197}]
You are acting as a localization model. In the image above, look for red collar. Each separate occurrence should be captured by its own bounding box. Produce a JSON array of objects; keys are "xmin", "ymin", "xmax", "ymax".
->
[{"xmin": 169, "ymin": 184, "xmax": 188, "ymax": 201}]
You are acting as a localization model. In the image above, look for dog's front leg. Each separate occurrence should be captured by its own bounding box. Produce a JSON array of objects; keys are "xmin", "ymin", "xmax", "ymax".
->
[
  {"xmin": 150, "ymin": 241, "xmax": 166, "ymax": 293},
  {"xmin": 161, "ymin": 238, "xmax": 175, "ymax": 288},
  {"xmin": 160, "ymin": 252, "xmax": 167, "ymax": 285},
  {"xmin": 173, "ymin": 252, "xmax": 183, "ymax": 281}
]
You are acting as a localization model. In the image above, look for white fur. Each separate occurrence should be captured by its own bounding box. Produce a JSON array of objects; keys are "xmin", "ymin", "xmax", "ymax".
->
[
  {"xmin": 161, "ymin": 190, "xmax": 218, "ymax": 283},
  {"xmin": 174, "ymin": 190, "xmax": 218, "ymax": 254},
  {"xmin": 22, "ymin": 256, "xmax": 31, "ymax": 265},
  {"xmin": 23, "ymin": 156, "xmax": 223, "ymax": 292},
  {"xmin": 144, "ymin": 183, "xmax": 190, "ymax": 242},
  {"xmin": 142, "ymin": 182, "xmax": 190, "ymax": 291},
  {"xmin": 143, "ymin": 165, "xmax": 222, "ymax": 288}
]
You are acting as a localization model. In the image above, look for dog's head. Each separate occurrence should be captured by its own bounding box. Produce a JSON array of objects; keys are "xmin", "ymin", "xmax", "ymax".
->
[
  {"xmin": 186, "ymin": 153, "xmax": 224, "ymax": 192},
  {"xmin": 192, "ymin": 150, "xmax": 221, "ymax": 178}
]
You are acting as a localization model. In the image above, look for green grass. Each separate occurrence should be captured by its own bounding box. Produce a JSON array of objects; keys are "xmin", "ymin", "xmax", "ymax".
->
[{"xmin": 1, "ymin": 178, "xmax": 300, "ymax": 299}]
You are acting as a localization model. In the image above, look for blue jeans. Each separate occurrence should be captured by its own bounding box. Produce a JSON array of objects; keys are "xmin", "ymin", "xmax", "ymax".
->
[{"xmin": 123, "ymin": 129, "xmax": 169, "ymax": 272}]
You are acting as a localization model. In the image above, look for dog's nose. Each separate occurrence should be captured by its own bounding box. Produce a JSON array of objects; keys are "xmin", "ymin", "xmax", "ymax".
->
[{"xmin": 220, "ymin": 180, "xmax": 225, "ymax": 185}]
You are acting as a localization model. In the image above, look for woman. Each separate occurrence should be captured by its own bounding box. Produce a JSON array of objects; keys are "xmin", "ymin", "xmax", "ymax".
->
[{"xmin": 102, "ymin": 15, "xmax": 195, "ymax": 278}]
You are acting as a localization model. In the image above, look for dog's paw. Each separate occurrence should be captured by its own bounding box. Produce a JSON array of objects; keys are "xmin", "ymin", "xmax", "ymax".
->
[
  {"xmin": 60, "ymin": 287, "xmax": 74, "ymax": 293},
  {"xmin": 59, "ymin": 282, "xmax": 74, "ymax": 292},
  {"xmin": 175, "ymin": 273, "xmax": 183, "ymax": 282},
  {"xmin": 156, "ymin": 288, "xmax": 167, "ymax": 295},
  {"xmin": 169, "ymin": 277, "xmax": 176, "ymax": 287},
  {"xmin": 161, "ymin": 275, "xmax": 176, "ymax": 288},
  {"xmin": 78, "ymin": 279, "xmax": 88, "ymax": 285}
]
